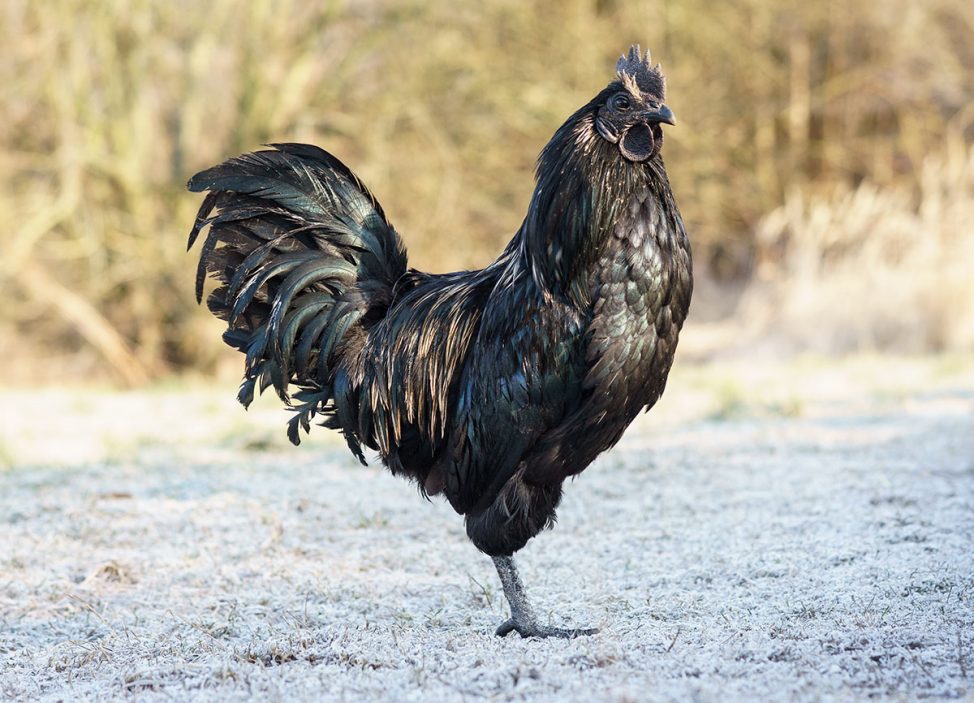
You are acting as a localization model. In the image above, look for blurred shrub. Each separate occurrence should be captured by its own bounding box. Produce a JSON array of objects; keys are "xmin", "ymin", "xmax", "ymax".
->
[
  {"xmin": 0, "ymin": 0, "xmax": 971, "ymax": 382},
  {"xmin": 736, "ymin": 142, "xmax": 974, "ymax": 354}
]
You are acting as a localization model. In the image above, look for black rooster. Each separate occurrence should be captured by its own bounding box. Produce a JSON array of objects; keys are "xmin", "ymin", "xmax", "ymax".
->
[{"xmin": 187, "ymin": 46, "xmax": 691, "ymax": 638}]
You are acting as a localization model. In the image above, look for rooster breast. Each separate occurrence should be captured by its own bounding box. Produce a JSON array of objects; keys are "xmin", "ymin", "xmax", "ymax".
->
[
  {"xmin": 590, "ymin": 183, "xmax": 692, "ymax": 414},
  {"xmin": 523, "ymin": 181, "xmax": 692, "ymax": 485}
]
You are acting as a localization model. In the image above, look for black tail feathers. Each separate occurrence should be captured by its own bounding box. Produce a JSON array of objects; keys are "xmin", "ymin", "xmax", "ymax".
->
[{"xmin": 188, "ymin": 143, "xmax": 407, "ymax": 446}]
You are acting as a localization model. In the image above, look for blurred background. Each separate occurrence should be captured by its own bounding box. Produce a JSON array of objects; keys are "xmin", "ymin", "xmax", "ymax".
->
[{"xmin": 1, "ymin": 0, "xmax": 972, "ymax": 388}]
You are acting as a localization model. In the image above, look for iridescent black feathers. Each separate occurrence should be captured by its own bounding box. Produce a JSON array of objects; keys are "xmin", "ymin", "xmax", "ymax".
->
[
  {"xmin": 187, "ymin": 143, "xmax": 407, "ymax": 450},
  {"xmin": 187, "ymin": 48, "xmax": 691, "ymax": 557}
]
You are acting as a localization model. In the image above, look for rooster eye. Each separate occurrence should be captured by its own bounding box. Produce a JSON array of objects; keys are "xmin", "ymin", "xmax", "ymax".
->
[{"xmin": 611, "ymin": 94, "xmax": 632, "ymax": 111}]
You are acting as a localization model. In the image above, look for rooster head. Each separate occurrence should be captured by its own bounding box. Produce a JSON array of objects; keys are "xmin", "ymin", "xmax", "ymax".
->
[{"xmin": 595, "ymin": 45, "xmax": 675, "ymax": 162}]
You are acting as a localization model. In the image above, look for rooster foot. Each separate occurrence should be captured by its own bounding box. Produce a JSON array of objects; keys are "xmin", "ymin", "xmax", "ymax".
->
[
  {"xmin": 491, "ymin": 555, "xmax": 598, "ymax": 639},
  {"xmin": 495, "ymin": 616, "xmax": 598, "ymax": 639}
]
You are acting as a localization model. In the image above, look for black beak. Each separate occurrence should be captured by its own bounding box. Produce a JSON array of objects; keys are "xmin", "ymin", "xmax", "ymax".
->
[{"xmin": 646, "ymin": 104, "xmax": 676, "ymax": 126}]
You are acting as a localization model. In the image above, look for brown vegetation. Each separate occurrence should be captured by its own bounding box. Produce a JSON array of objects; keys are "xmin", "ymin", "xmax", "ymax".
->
[{"xmin": 1, "ymin": 0, "xmax": 971, "ymax": 383}]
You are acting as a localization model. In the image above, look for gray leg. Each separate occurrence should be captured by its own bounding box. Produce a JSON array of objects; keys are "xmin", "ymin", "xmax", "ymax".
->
[{"xmin": 491, "ymin": 555, "xmax": 598, "ymax": 639}]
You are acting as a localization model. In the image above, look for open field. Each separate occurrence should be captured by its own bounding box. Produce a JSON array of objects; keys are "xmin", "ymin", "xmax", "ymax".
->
[{"xmin": 1, "ymin": 357, "xmax": 973, "ymax": 701}]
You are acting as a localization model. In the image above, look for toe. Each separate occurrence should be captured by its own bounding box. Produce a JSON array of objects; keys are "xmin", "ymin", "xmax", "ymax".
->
[
  {"xmin": 573, "ymin": 627, "xmax": 599, "ymax": 637},
  {"xmin": 494, "ymin": 618, "xmax": 598, "ymax": 639},
  {"xmin": 494, "ymin": 618, "xmax": 517, "ymax": 637},
  {"xmin": 539, "ymin": 625, "xmax": 599, "ymax": 639}
]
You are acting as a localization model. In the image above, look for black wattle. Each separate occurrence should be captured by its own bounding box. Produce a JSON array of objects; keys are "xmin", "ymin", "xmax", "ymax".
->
[{"xmin": 620, "ymin": 123, "xmax": 654, "ymax": 162}]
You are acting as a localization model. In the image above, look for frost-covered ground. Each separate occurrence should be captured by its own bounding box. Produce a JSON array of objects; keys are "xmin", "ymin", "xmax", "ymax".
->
[{"xmin": 0, "ymin": 358, "xmax": 972, "ymax": 702}]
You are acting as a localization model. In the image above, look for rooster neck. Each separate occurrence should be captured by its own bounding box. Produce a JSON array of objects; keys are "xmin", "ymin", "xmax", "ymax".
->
[{"xmin": 517, "ymin": 109, "xmax": 679, "ymax": 307}]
